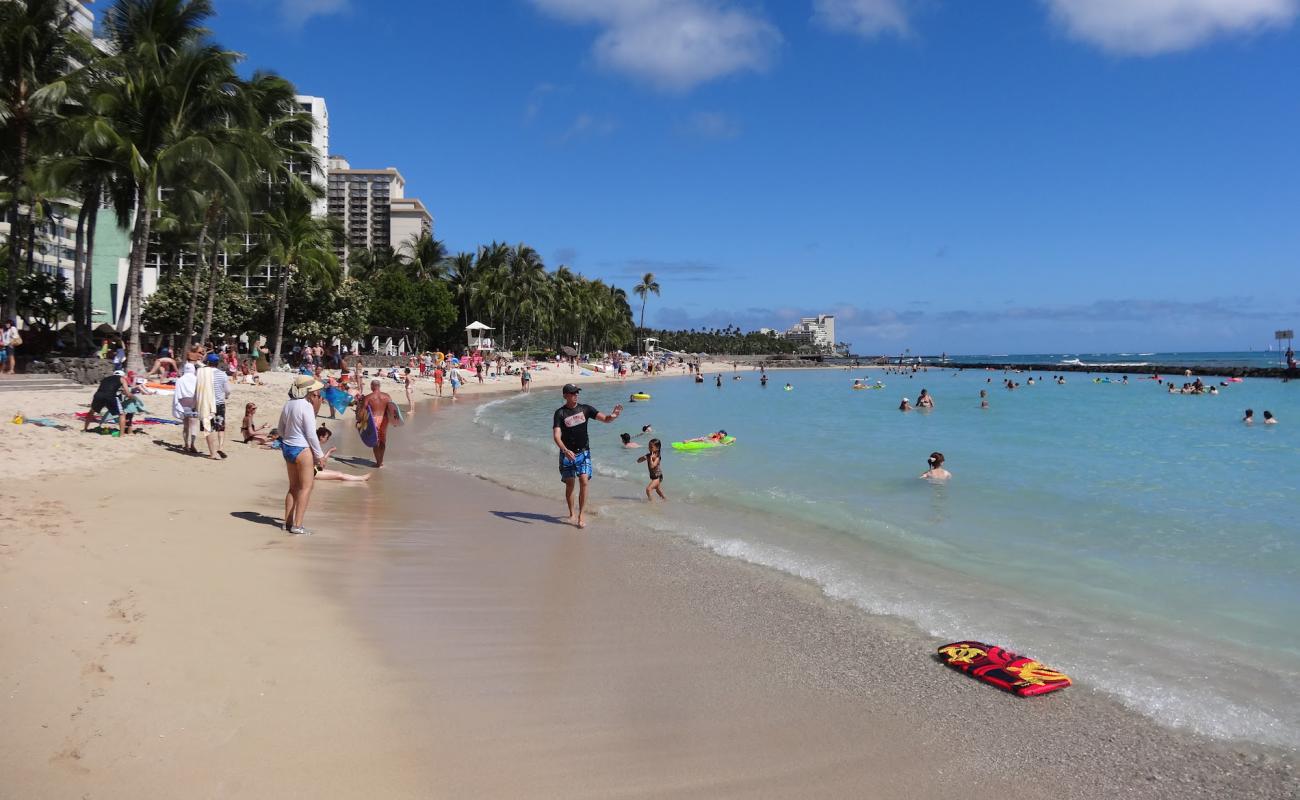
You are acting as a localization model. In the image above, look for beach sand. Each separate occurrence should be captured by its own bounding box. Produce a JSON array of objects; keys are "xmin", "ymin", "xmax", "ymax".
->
[{"xmin": 1, "ymin": 365, "xmax": 1294, "ymax": 798}]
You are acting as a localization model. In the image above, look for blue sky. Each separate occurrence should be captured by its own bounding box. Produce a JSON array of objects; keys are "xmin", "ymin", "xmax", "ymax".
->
[{"xmin": 206, "ymin": 0, "xmax": 1299, "ymax": 354}]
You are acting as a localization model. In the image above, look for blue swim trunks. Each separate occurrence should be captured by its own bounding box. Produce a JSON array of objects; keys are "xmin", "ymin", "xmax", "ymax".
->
[
  {"xmin": 281, "ymin": 442, "xmax": 306, "ymax": 462},
  {"xmin": 559, "ymin": 449, "xmax": 592, "ymax": 480}
]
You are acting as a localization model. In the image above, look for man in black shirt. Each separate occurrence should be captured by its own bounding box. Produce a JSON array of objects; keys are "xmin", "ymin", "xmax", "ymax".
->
[{"xmin": 552, "ymin": 383, "xmax": 622, "ymax": 528}]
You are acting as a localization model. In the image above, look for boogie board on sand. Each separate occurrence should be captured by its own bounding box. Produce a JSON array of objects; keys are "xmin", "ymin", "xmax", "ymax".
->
[{"xmin": 937, "ymin": 640, "xmax": 1071, "ymax": 697}]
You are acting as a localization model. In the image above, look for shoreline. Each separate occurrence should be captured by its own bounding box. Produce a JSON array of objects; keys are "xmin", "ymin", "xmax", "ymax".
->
[{"xmin": 2, "ymin": 371, "xmax": 1295, "ymax": 797}]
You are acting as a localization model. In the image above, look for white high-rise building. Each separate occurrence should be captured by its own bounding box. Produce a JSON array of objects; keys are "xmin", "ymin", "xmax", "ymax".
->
[
  {"xmin": 294, "ymin": 95, "xmax": 329, "ymax": 218},
  {"xmin": 783, "ymin": 315, "xmax": 836, "ymax": 351}
]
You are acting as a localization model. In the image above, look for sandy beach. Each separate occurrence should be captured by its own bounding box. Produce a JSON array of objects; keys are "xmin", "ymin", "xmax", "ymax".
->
[{"xmin": 2, "ymin": 363, "xmax": 1295, "ymax": 798}]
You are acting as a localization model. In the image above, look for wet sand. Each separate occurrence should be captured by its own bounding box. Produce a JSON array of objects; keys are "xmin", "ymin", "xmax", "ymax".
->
[{"xmin": 1, "ymin": 386, "xmax": 1294, "ymax": 798}]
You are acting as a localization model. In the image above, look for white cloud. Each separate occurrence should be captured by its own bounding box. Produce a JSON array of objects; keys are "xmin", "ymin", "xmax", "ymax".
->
[
  {"xmin": 678, "ymin": 110, "xmax": 742, "ymax": 139},
  {"xmin": 529, "ymin": 0, "xmax": 782, "ymax": 91},
  {"xmin": 556, "ymin": 112, "xmax": 618, "ymax": 143},
  {"xmin": 811, "ymin": 0, "xmax": 910, "ymax": 38},
  {"xmin": 1043, "ymin": 0, "xmax": 1300, "ymax": 54},
  {"xmin": 279, "ymin": 0, "xmax": 349, "ymax": 28}
]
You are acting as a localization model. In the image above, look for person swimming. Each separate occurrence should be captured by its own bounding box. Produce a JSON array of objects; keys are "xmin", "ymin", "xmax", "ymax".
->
[
  {"xmin": 1263, "ymin": 410, "xmax": 1277, "ymax": 424},
  {"xmin": 1243, "ymin": 408, "xmax": 1254, "ymax": 424},
  {"xmin": 684, "ymin": 430, "xmax": 728, "ymax": 443},
  {"xmin": 899, "ymin": 397, "xmax": 912, "ymax": 411},
  {"xmin": 620, "ymin": 432, "xmax": 641, "ymax": 448},
  {"xmin": 920, "ymin": 452, "xmax": 950, "ymax": 481}
]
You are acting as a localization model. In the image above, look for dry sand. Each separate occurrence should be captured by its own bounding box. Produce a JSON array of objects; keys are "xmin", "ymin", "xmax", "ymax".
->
[{"xmin": 1, "ymin": 364, "xmax": 1294, "ymax": 798}]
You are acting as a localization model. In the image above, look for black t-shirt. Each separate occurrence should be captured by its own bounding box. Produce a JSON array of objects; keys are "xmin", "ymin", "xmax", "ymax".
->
[
  {"xmin": 93, "ymin": 374, "xmax": 122, "ymax": 402},
  {"xmin": 553, "ymin": 403, "xmax": 599, "ymax": 452}
]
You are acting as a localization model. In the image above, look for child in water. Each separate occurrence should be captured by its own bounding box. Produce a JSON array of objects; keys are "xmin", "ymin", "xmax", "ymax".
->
[
  {"xmin": 620, "ymin": 432, "xmax": 640, "ymax": 448},
  {"xmin": 636, "ymin": 439, "xmax": 666, "ymax": 501},
  {"xmin": 920, "ymin": 452, "xmax": 951, "ymax": 481}
]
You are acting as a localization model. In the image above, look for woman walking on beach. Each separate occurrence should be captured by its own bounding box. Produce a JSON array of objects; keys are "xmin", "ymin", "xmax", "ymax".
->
[{"xmin": 278, "ymin": 375, "xmax": 326, "ymax": 534}]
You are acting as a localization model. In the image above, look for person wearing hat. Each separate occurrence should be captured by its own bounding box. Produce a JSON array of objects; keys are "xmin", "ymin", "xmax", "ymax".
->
[
  {"xmin": 195, "ymin": 352, "xmax": 231, "ymax": 459},
  {"xmin": 278, "ymin": 375, "xmax": 327, "ymax": 534},
  {"xmin": 83, "ymin": 369, "xmax": 131, "ymax": 436},
  {"xmin": 552, "ymin": 383, "xmax": 622, "ymax": 529},
  {"xmin": 899, "ymin": 397, "xmax": 912, "ymax": 412}
]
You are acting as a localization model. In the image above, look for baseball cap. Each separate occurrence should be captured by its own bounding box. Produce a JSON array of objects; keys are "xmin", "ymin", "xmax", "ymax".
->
[
  {"xmin": 112, "ymin": 369, "xmax": 125, "ymax": 376},
  {"xmin": 562, "ymin": 383, "xmax": 581, "ymax": 395},
  {"xmin": 205, "ymin": 353, "xmax": 220, "ymax": 364}
]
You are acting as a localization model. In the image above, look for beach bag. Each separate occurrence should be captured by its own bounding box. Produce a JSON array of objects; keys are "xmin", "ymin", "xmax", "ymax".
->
[
  {"xmin": 10, "ymin": 332, "xmax": 21, "ymax": 347},
  {"xmin": 357, "ymin": 406, "xmax": 379, "ymax": 448}
]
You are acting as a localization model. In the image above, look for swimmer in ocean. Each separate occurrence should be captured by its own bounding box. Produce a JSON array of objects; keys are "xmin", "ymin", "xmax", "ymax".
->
[
  {"xmin": 920, "ymin": 452, "xmax": 951, "ymax": 481},
  {"xmin": 620, "ymin": 432, "xmax": 641, "ymax": 448},
  {"xmin": 1243, "ymin": 408, "xmax": 1254, "ymax": 425},
  {"xmin": 1263, "ymin": 410, "xmax": 1277, "ymax": 425}
]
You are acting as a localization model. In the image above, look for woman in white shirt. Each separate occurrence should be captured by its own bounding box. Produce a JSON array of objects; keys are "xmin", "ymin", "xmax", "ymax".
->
[{"xmin": 278, "ymin": 375, "xmax": 325, "ymax": 535}]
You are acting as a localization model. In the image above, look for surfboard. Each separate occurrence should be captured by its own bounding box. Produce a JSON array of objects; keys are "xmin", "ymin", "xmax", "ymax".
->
[{"xmin": 938, "ymin": 641, "xmax": 1070, "ymax": 697}]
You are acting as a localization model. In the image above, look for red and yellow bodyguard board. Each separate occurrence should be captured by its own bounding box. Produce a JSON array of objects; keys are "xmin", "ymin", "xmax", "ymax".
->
[{"xmin": 937, "ymin": 641, "xmax": 1071, "ymax": 697}]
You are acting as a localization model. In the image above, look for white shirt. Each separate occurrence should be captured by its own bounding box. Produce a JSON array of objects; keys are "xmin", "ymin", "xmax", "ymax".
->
[
  {"xmin": 1, "ymin": 327, "xmax": 17, "ymax": 346},
  {"xmin": 277, "ymin": 398, "xmax": 324, "ymax": 458}
]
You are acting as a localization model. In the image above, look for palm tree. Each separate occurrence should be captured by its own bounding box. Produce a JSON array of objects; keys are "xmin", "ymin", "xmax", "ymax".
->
[
  {"xmin": 252, "ymin": 194, "xmax": 337, "ymax": 369},
  {"xmin": 445, "ymin": 251, "xmax": 475, "ymax": 328},
  {"xmin": 632, "ymin": 271, "xmax": 659, "ymax": 354},
  {"xmin": 0, "ymin": 0, "xmax": 91, "ymax": 322},
  {"xmin": 399, "ymin": 232, "xmax": 447, "ymax": 281},
  {"xmin": 98, "ymin": 0, "xmax": 240, "ymax": 372}
]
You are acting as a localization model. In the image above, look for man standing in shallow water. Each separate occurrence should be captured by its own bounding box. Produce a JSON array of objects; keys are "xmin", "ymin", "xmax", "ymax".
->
[{"xmin": 552, "ymin": 383, "xmax": 621, "ymax": 528}]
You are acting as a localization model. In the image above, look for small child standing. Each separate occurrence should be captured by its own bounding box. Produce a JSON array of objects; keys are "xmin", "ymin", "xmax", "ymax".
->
[{"xmin": 636, "ymin": 439, "xmax": 666, "ymax": 501}]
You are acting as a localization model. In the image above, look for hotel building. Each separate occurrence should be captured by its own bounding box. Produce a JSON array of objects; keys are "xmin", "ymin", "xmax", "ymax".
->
[{"xmin": 326, "ymin": 156, "xmax": 433, "ymax": 273}]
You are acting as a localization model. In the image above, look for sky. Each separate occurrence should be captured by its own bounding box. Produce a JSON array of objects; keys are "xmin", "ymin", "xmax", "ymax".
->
[{"xmin": 197, "ymin": 0, "xmax": 1299, "ymax": 354}]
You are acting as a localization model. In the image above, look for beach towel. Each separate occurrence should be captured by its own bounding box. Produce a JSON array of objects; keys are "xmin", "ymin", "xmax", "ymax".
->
[
  {"xmin": 322, "ymin": 386, "xmax": 352, "ymax": 415},
  {"xmin": 194, "ymin": 366, "xmax": 216, "ymax": 428},
  {"xmin": 357, "ymin": 406, "xmax": 379, "ymax": 448},
  {"xmin": 172, "ymin": 364, "xmax": 197, "ymax": 419}
]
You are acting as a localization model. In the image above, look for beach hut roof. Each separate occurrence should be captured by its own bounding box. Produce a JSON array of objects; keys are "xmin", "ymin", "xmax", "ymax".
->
[{"xmin": 465, "ymin": 321, "xmax": 493, "ymax": 331}]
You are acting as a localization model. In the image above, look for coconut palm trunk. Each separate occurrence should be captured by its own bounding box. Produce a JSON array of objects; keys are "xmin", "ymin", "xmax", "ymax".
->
[
  {"xmin": 180, "ymin": 215, "xmax": 211, "ymax": 355},
  {"xmin": 82, "ymin": 199, "xmax": 98, "ymax": 344},
  {"xmin": 198, "ymin": 231, "xmax": 222, "ymax": 345},
  {"xmin": 270, "ymin": 263, "xmax": 292, "ymax": 370},
  {"xmin": 123, "ymin": 185, "xmax": 153, "ymax": 373},
  {"xmin": 72, "ymin": 199, "xmax": 89, "ymax": 350}
]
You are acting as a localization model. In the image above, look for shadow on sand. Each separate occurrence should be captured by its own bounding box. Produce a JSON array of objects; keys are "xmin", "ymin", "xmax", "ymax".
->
[
  {"xmin": 231, "ymin": 511, "xmax": 285, "ymax": 530},
  {"xmin": 491, "ymin": 511, "xmax": 568, "ymax": 526}
]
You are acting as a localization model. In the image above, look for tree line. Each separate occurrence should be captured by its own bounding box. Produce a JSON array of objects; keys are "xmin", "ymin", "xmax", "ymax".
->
[{"xmin": 0, "ymin": 0, "xmax": 641, "ymax": 370}]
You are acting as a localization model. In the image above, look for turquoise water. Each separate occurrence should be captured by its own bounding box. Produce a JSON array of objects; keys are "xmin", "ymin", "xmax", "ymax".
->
[
  {"xmin": 434, "ymin": 368, "xmax": 1300, "ymax": 748},
  {"xmin": 921, "ymin": 351, "xmax": 1293, "ymax": 369}
]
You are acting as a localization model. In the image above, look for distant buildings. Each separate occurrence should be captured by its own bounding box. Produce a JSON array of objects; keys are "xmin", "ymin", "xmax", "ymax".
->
[{"xmin": 783, "ymin": 315, "xmax": 837, "ymax": 352}]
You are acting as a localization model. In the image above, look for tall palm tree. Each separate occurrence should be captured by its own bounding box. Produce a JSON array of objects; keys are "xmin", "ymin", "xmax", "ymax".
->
[
  {"xmin": 98, "ymin": 0, "xmax": 240, "ymax": 372},
  {"xmin": 252, "ymin": 194, "xmax": 337, "ymax": 369},
  {"xmin": 399, "ymin": 232, "xmax": 447, "ymax": 281},
  {"xmin": 632, "ymin": 271, "xmax": 659, "ymax": 354},
  {"xmin": 445, "ymin": 251, "xmax": 475, "ymax": 328},
  {"xmin": 0, "ymin": 0, "xmax": 91, "ymax": 322}
]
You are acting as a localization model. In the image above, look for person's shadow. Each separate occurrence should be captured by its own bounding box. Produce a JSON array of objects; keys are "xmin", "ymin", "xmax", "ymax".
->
[
  {"xmin": 491, "ymin": 511, "xmax": 567, "ymax": 525},
  {"xmin": 332, "ymin": 455, "xmax": 373, "ymax": 468},
  {"xmin": 152, "ymin": 439, "xmax": 204, "ymax": 457},
  {"xmin": 231, "ymin": 511, "xmax": 285, "ymax": 530}
]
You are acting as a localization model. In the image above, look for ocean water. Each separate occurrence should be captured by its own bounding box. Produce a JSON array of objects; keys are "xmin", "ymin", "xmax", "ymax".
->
[
  {"xmin": 428, "ymin": 367, "xmax": 1300, "ymax": 748},
  {"xmin": 928, "ymin": 351, "xmax": 1293, "ymax": 369}
]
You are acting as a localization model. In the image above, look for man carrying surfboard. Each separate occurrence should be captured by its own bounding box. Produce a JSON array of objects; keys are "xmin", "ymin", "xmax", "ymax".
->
[
  {"xmin": 552, "ymin": 383, "xmax": 622, "ymax": 529},
  {"xmin": 356, "ymin": 379, "xmax": 401, "ymax": 468}
]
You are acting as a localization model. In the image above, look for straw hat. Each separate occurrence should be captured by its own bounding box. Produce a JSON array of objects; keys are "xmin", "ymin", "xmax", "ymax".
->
[{"xmin": 289, "ymin": 375, "xmax": 325, "ymax": 399}]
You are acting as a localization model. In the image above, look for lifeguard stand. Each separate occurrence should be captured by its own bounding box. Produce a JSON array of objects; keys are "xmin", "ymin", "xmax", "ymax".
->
[{"xmin": 466, "ymin": 321, "xmax": 494, "ymax": 353}]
